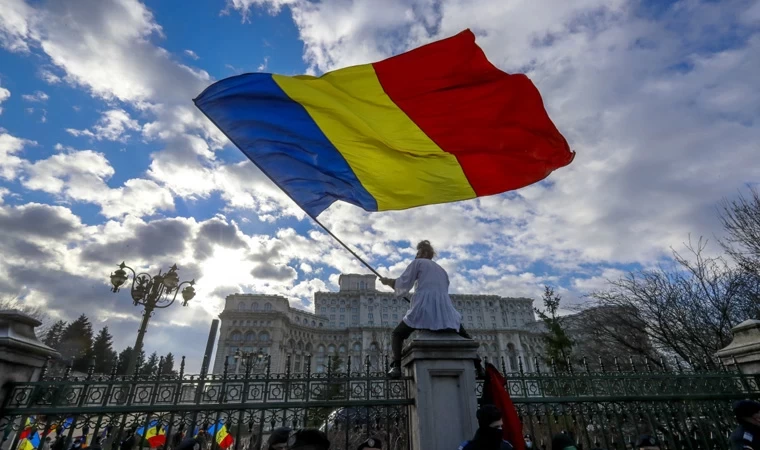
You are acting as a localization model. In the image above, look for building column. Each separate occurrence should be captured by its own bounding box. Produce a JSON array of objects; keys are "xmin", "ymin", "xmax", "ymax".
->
[
  {"xmin": 401, "ymin": 330, "xmax": 480, "ymax": 450},
  {"xmin": 717, "ymin": 319, "xmax": 760, "ymax": 374}
]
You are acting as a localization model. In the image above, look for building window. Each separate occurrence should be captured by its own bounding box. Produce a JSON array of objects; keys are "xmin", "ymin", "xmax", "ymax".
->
[
  {"xmin": 368, "ymin": 321, "xmax": 374, "ymax": 326},
  {"xmin": 231, "ymin": 332, "xmax": 242, "ymax": 341},
  {"xmin": 330, "ymin": 315, "xmax": 336, "ymax": 321},
  {"xmin": 264, "ymin": 303, "xmax": 272, "ymax": 311},
  {"xmin": 383, "ymin": 314, "xmax": 388, "ymax": 320},
  {"xmin": 339, "ymin": 322, "xmax": 345, "ymax": 328},
  {"xmin": 368, "ymin": 313, "xmax": 373, "ymax": 319},
  {"xmin": 340, "ymin": 315, "xmax": 345, "ymax": 320},
  {"xmin": 237, "ymin": 302, "xmax": 247, "ymax": 311},
  {"xmin": 253, "ymin": 302, "xmax": 259, "ymax": 311},
  {"xmin": 352, "ymin": 315, "xmax": 359, "ymax": 322},
  {"xmin": 340, "ymin": 307, "xmax": 345, "ymax": 312},
  {"xmin": 259, "ymin": 331, "xmax": 270, "ymax": 342},
  {"xmin": 393, "ymin": 314, "xmax": 398, "ymax": 320}
]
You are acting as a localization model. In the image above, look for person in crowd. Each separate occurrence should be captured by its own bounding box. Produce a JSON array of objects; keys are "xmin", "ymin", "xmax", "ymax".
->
[
  {"xmin": 635, "ymin": 435, "xmax": 660, "ymax": 450},
  {"xmin": 266, "ymin": 427, "xmax": 291, "ymax": 450},
  {"xmin": 51, "ymin": 434, "xmax": 67, "ymax": 450},
  {"xmin": 458, "ymin": 404, "xmax": 513, "ymax": 450},
  {"xmin": 41, "ymin": 436, "xmax": 52, "ymax": 450},
  {"xmin": 174, "ymin": 429, "xmax": 208, "ymax": 450},
  {"xmin": 731, "ymin": 400, "xmax": 760, "ymax": 450},
  {"xmin": 285, "ymin": 429, "xmax": 330, "ymax": 450},
  {"xmin": 380, "ymin": 240, "xmax": 485, "ymax": 378},
  {"xmin": 552, "ymin": 433, "xmax": 578, "ymax": 450},
  {"xmin": 119, "ymin": 426, "xmax": 138, "ymax": 450},
  {"xmin": 357, "ymin": 437, "xmax": 382, "ymax": 450},
  {"xmin": 524, "ymin": 435, "xmax": 533, "ymax": 449}
]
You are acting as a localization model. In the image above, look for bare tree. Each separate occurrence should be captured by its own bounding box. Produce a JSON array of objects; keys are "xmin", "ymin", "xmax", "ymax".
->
[
  {"xmin": 1, "ymin": 296, "xmax": 51, "ymax": 338},
  {"xmin": 586, "ymin": 238, "xmax": 760, "ymax": 368},
  {"xmin": 719, "ymin": 186, "xmax": 760, "ymax": 276}
]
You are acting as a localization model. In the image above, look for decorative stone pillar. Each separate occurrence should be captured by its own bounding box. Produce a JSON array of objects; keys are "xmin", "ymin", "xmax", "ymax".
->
[
  {"xmin": 0, "ymin": 310, "xmax": 60, "ymax": 406},
  {"xmin": 716, "ymin": 319, "xmax": 760, "ymax": 374},
  {"xmin": 402, "ymin": 331, "xmax": 480, "ymax": 450}
]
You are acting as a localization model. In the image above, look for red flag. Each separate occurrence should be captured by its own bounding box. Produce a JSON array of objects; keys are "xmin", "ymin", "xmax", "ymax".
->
[{"xmin": 482, "ymin": 363, "xmax": 525, "ymax": 450}]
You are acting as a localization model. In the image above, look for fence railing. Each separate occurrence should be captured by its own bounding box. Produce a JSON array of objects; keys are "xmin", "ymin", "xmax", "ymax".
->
[
  {"xmin": 4, "ymin": 353, "xmax": 760, "ymax": 450},
  {"xmin": 1, "ymin": 355, "xmax": 413, "ymax": 450},
  {"xmin": 480, "ymin": 355, "xmax": 760, "ymax": 450}
]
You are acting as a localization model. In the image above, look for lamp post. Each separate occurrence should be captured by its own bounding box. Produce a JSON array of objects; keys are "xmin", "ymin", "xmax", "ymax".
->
[
  {"xmin": 109, "ymin": 262, "xmax": 196, "ymax": 376},
  {"xmin": 233, "ymin": 348, "xmax": 268, "ymax": 375}
]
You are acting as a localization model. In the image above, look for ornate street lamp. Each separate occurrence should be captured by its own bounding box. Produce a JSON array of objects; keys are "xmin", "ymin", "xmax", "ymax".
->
[
  {"xmin": 110, "ymin": 262, "xmax": 196, "ymax": 376},
  {"xmin": 233, "ymin": 348, "xmax": 268, "ymax": 375}
]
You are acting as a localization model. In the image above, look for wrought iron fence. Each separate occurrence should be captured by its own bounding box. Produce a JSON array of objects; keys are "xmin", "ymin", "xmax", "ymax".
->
[
  {"xmin": 480, "ymin": 356, "xmax": 760, "ymax": 450},
  {"xmin": 0, "ymin": 355, "xmax": 412, "ymax": 450},
  {"xmin": 4, "ymin": 352, "xmax": 760, "ymax": 450}
]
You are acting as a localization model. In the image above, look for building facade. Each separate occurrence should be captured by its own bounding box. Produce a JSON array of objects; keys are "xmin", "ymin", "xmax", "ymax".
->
[{"xmin": 213, "ymin": 274, "xmax": 545, "ymax": 375}]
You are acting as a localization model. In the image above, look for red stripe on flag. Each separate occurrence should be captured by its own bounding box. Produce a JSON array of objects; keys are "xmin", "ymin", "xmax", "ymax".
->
[
  {"xmin": 373, "ymin": 29, "xmax": 574, "ymax": 198},
  {"xmin": 482, "ymin": 363, "xmax": 525, "ymax": 450}
]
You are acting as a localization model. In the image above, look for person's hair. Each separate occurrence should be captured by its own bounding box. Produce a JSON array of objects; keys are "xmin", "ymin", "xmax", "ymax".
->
[{"xmin": 416, "ymin": 240, "xmax": 436, "ymax": 259}]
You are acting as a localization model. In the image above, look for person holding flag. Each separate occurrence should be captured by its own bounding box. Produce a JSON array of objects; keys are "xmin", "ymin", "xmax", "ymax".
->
[{"xmin": 380, "ymin": 240, "xmax": 484, "ymax": 378}]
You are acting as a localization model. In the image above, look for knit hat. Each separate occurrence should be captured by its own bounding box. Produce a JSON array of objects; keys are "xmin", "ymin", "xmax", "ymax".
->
[
  {"xmin": 287, "ymin": 429, "xmax": 330, "ymax": 449},
  {"xmin": 477, "ymin": 404, "xmax": 502, "ymax": 428},
  {"xmin": 734, "ymin": 400, "xmax": 760, "ymax": 420},
  {"xmin": 266, "ymin": 428, "xmax": 291, "ymax": 448}
]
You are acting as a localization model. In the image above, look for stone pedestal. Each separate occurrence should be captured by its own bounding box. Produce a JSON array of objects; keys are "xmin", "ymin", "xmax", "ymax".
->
[
  {"xmin": 0, "ymin": 310, "xmax": 60, "ymax": 406},
  {"xmin": 402, "ymin": 331, "xmax": 480, "ymax": 450},
  {"xmin": 716, "ymin": 319, "xmax": 760, "ymax": 374}
]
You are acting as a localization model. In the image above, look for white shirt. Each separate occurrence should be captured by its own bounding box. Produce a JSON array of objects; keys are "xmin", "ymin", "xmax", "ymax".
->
[{"xmin": 394, "ymin": 258, "xmax": 462, "ymax": 330}]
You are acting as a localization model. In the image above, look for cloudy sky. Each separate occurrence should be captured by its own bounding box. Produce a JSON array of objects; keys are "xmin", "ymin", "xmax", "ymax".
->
[{"xmin": 0, "ymin": 0, "xmax": 758, "ymax": 371}]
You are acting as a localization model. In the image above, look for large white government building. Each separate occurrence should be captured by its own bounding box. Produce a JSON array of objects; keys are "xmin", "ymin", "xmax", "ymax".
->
[{"xmin": 212, "ymin": 274, "xmax": 545, "ymax": 375}]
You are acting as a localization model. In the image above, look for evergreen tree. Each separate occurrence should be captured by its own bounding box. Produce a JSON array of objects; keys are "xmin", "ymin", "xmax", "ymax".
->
[
  {"xmin": 309, "ymin": 353, "xmax": 345, "ymax": 427},
  {"xmin": 143, "ymin": 352, "xmax": 159, "ymax": 376},
  {"xmin": 161, "ymin": 352, "xmax": 176, "ymax": 375},
  {"xmin": 116, "ymin": 347, "xmax": 146, "ymax": 375},
  {"xmin": 58, "ymin": 314, "xmax": 95, "ymax": 372},
  {"xmin": 92, "ymin": 327, "xmax": 117, "ymax": 374},
  {"xmin": 42, "ymin": 320, "xmax": 67, "ymax": 349},
  {"xmin": 534, "ymin": 286, "xmax": 574, "ymax": 370}
]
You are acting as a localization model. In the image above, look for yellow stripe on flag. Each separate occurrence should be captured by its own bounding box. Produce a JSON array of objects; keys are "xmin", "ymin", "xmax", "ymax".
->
[{"xmin": 273, "ymin": 66, "xmax": 476, "ymax": 211}]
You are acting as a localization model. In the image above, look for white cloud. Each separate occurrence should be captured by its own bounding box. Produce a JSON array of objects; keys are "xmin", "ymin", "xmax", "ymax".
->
[
  {"xmin": 257, "ymin": 56, "xmax": 269, "ymax": 71},
  {"xmin": 21, "ymin": 90, "xmax": 48, "ymax": 102},
  {"xmin": 22, "ymin": 148, "xmax": 175, "ymax": 218},
  {"xmin": 184, "ymin": 49, "xmax": 200, "ymax": 60},
  {"xmin": 0, "ymin": 0, "xmax": 35, "ymax": 53},
  {"xmin": 224, "ymin": 0, "xmax": 297, "ymax": 21},
  {"xmin": 67, "ymin": 109, "xmax": 141, "ymax": 142},
  {"xmin": 0, "ymin": 83, "xmax": 9, "ymax": 114},
  {"xmin": 0, "ymin": 132, "xmax": 35, "ymax": 180},
  {"xmin": 38, "ymin": 68, "xmax": 62, "ymax": 84}
]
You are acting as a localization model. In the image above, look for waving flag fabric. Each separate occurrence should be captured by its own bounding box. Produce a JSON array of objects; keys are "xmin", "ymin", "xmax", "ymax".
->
[
  {"xmin": 19, "ymin": 431, "xmax": 40, "ymax": 450},
  {"xmin": 137, "ymin": 421, "xmax": 166, "ymax": 448},
  {"xmin": 482, "ymin": 363, "xmax": 525, "ymax": 450},
  {"xmin": 194, "ymin": 29, "xmax": 574, "ymax": 218}
]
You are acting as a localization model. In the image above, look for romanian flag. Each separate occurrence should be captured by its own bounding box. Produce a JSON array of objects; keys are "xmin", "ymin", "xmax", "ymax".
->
[
  {"xmin": 482, "ymin": 363, "xmax": 525, "ymax": 450},
  {"xmin": 19, "ymin": 431, "xmax": 40, "ymax": 450},
  {"xmin": 136, "ymin": 421, "xmax": 166, "ymax": 448},
  {"xmin": 205, "ymin": 421, "xmax": 233, "ymax": 449},
  {"xmin": 19, "ymin": 417, "xmax": 35, "ymax": 440},
  {"xmin": 194, "ymin": 29, "xmax": 574, "ymax": 218}
]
